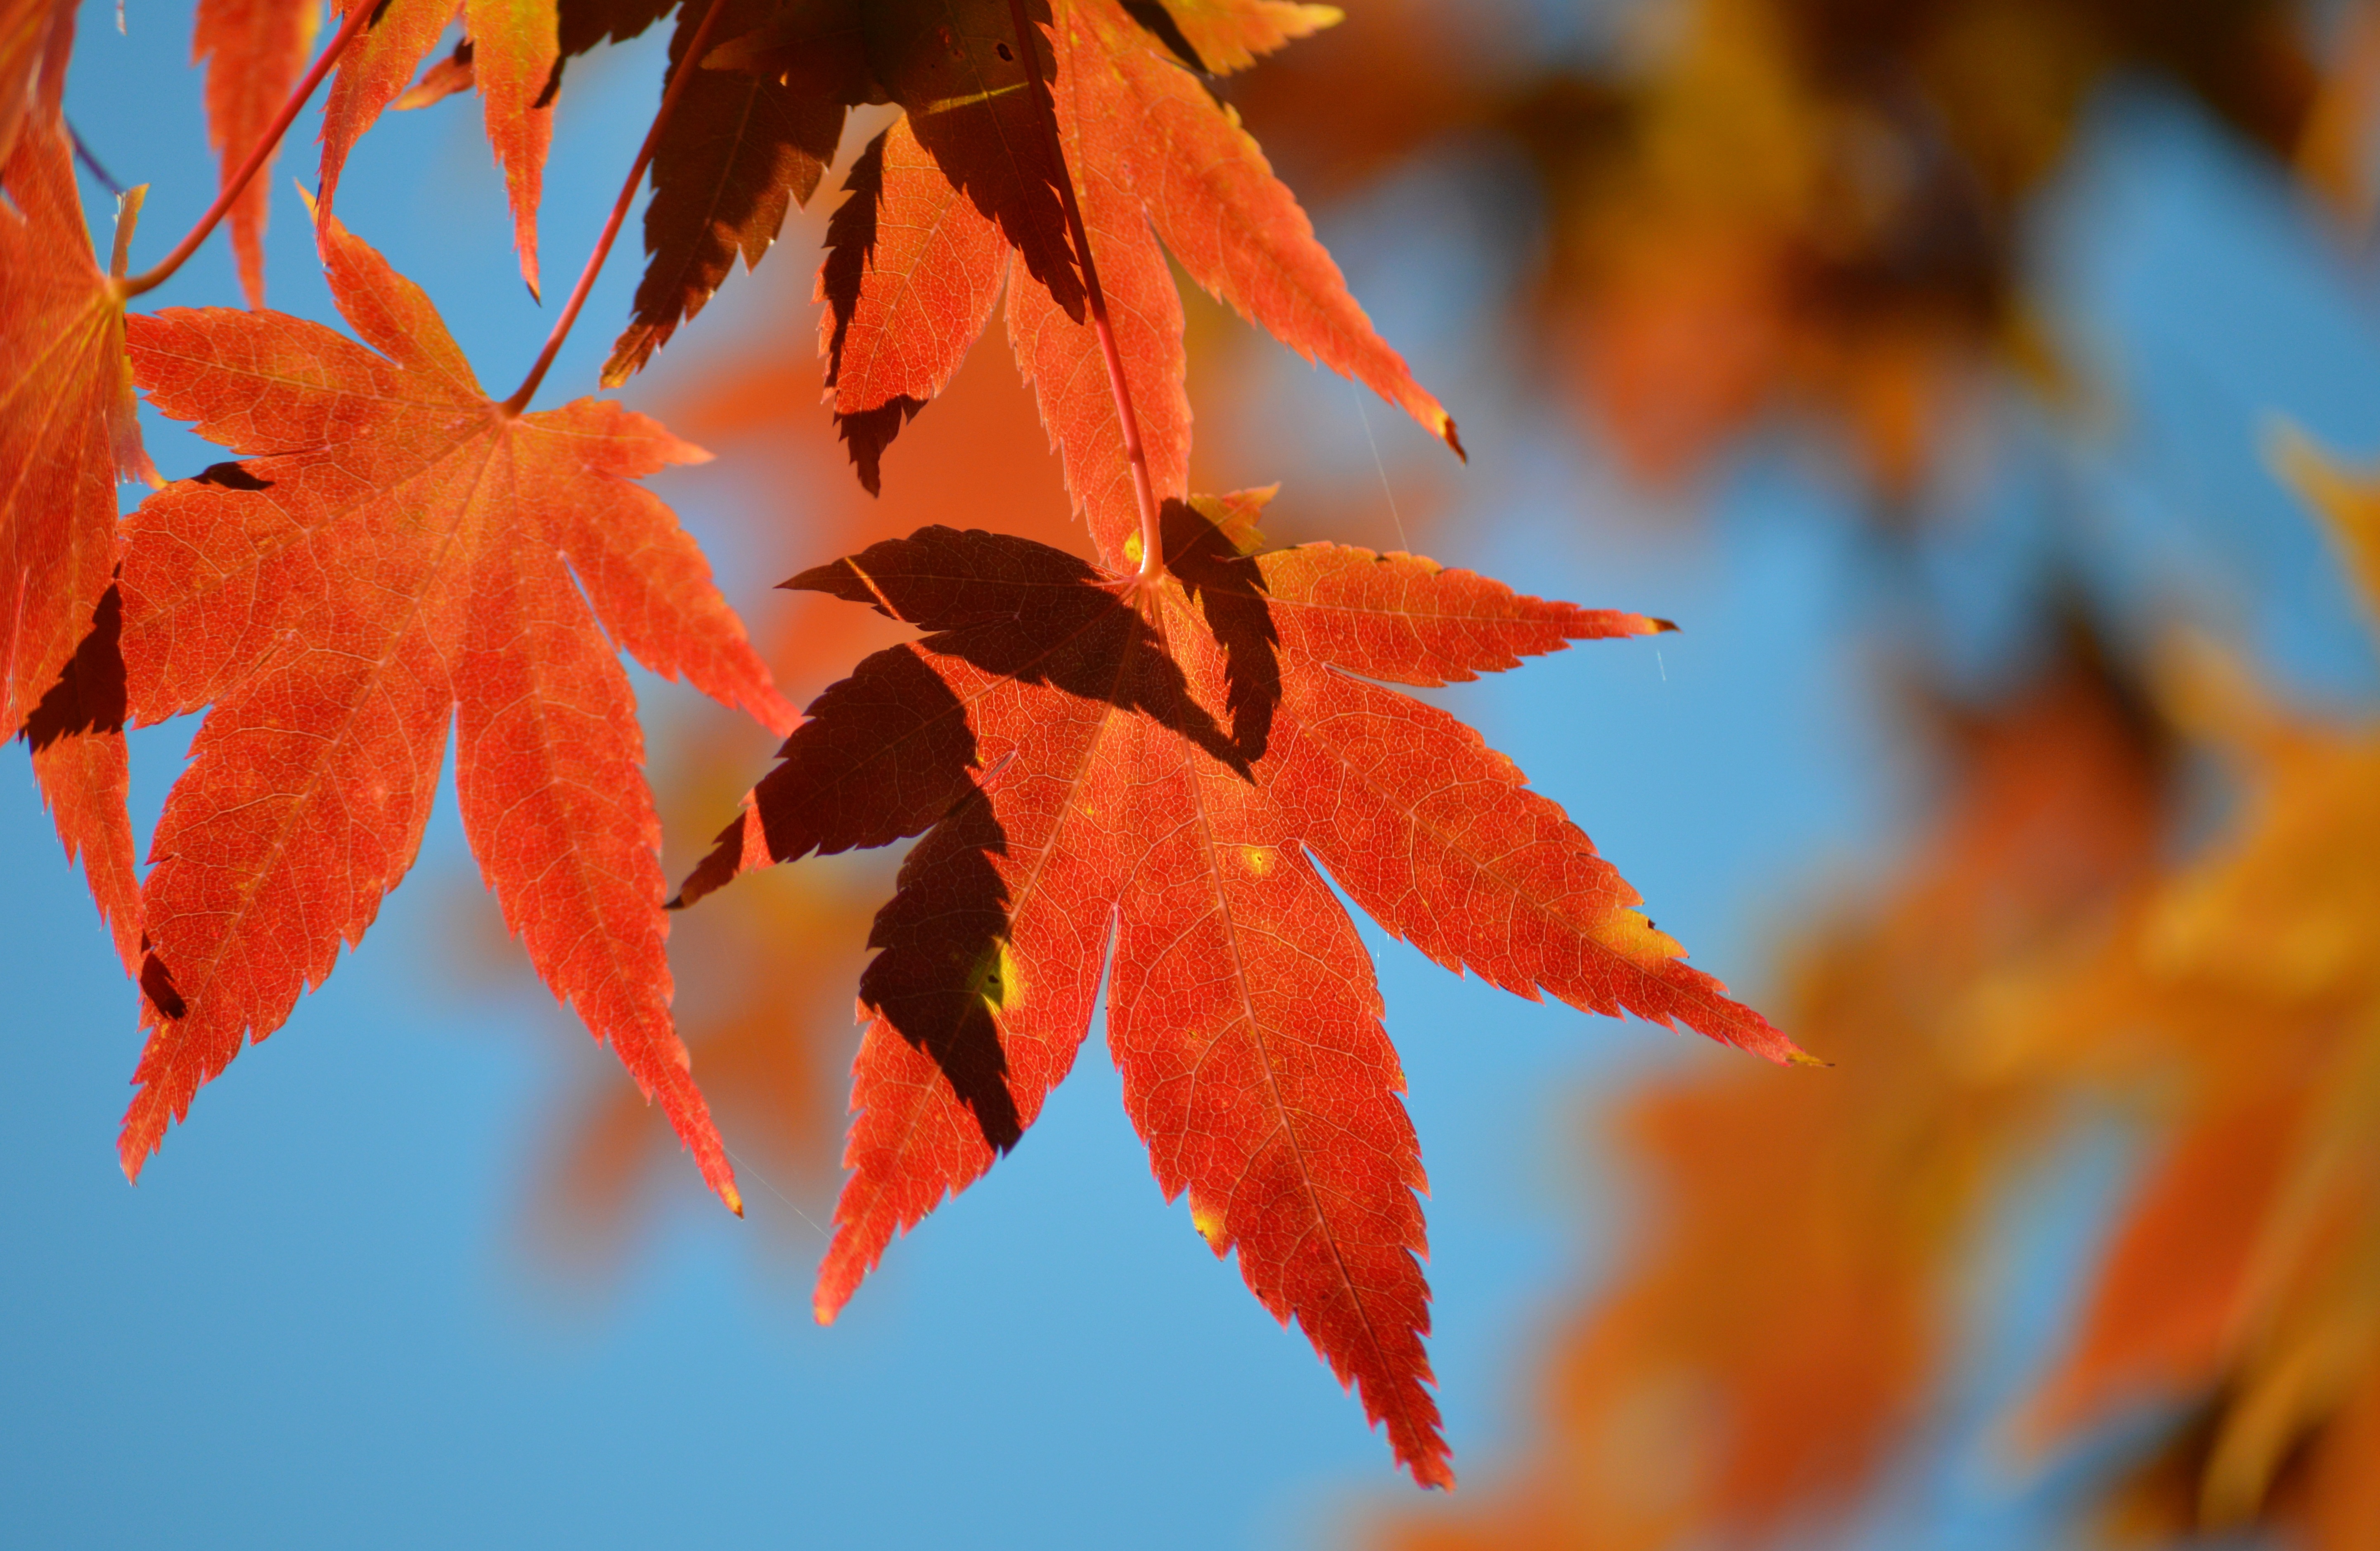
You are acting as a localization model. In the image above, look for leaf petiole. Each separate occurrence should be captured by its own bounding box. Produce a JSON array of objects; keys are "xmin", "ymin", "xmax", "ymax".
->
[
  {"xmin": 117, "ymin": 0, "xmax": 377, "ymax": 300},
  {"xmin": 1005, "ymin": 0, "xmax": 1167, "ymax": 587},
  {"xmin": 498, "ymin": 0, "xmax": 734, "ymax": 415}
]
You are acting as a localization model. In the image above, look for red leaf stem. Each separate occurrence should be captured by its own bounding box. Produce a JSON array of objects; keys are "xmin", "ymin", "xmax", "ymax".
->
[
  {"xmin": 119, "ymin": 0, "xmax": 374, "ymax": 299},
  {"xmin": 499, "ymin": 0, "xmax": 734, "ymax": 415}
]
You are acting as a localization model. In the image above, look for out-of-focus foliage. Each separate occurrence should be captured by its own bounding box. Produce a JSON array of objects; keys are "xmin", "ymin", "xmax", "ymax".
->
[
  {"xmin": 1302, "ymin": 0, "xmax": 2380, "ymax": 1538},
  {"xmin": 1239, "ymin": 0, "xmax": 2361, "ymax": 498},
  {"xmin": 1382, "ymin": 631, "xmax": 2174, "ymax": 1550},
  {"xmin": 1378, "ymin": 437, "xmax": 2380, "ymax": 1545},
  {"xmin": 2298, "ymin": 0, "xmax": 2380, "ymax": 227},
  {"xmin": 2006, "ymin": 437, "xmax": 2380, "ymax": 1551}
]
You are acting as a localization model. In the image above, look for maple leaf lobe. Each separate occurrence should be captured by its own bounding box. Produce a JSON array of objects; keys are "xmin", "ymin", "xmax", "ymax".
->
[
  {"xmin": 0, "ymin": 0, "xmax": 75, "ymax": 174},
  {"xmin": 193, "ymin": 0, "xmax": 321, "ymax": 305},
  {"xmin": 1139, "ymin": 0, "xmax": 1338, "ymax": 76},
  {"xmin": 816, "ymin": 117, "xmax": 1008, "ymax": 491},
  {"xmin": 393, "ymin": 37, "xmax": 477, "ymax": 111},
  {"xmin": 2, "ymin": 113, "xmax": 154, "ymax": 976},
  {"xmin": 602, "ymin": 0, "xmax": 866, "ymax": 385}
]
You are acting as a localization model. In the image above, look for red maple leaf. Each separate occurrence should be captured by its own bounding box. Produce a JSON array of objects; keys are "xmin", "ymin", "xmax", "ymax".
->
[
  {"xmin": 116, "ymin": 207, "xmax": 793, "ymax": 1208},
  {"xmin": 2, "ymin": 110, "xmax": 156, "ymax": 976},
  {"xmin": 607, "ymin": 0, "xmax": 1455, "ymax": 568},
  {"xmin": 677, "ymin": 503, "xmax": 1803, "ymax": 1485}
]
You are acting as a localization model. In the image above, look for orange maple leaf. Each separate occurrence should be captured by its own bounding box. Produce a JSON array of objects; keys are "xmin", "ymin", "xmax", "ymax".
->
[
  {"xmin": 677, "ymin": 502, "xmax": 1797, "ymax": 1485},
  {"xmin": 525, "ymin": 266, "xmax": 1095, "ymax": 1255},
  {"xmin": 114, "ymin": 208, "xmax": 793, "ymax": 1209},
  {"xmin": 301, "ymin": 0, "xmax": 1459, "ymax": 565}
]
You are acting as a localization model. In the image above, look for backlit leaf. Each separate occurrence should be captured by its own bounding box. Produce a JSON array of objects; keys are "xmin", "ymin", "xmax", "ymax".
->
[
  {"xmin": 599, "ymin": 0, "xmax": 859, "ymax": 384},
  {"xmin": 677, "ymin": 507, "xmax": 1793, "ymax": 1485},
  {"xmin": 685, "ymin": 0, "xmax": 1455, "ymax": 525},
  {"xmin": 1134, "ymin": 0, "xmax": 1338, "ymax": 76},
  {"xmin": 1, "ymin": 112, "xmax": 156, "ymax": 975},
  {"xmin": 116, "ymin": 210, "xmax": 793, "ymax": 1208},
  {"xmin": 0, "ymin": 0, "xmax": 73, "ymax": 174}
]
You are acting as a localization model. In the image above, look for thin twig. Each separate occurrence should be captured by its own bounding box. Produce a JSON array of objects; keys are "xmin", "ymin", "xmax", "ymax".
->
[
  {"xmin": 499, "ymin": 0, "xmax": 733, "ymax": 415},
  {"xmin": 118, "ymin": 0, "xmax": 377, "ymax": 300},
  {"xmin": 69, "ymin": 123, "xmax": 124, "ymax": 196},
  {"xmin": 1004, "ymin": 0, "xmax": 1166, "ymax": 584}
]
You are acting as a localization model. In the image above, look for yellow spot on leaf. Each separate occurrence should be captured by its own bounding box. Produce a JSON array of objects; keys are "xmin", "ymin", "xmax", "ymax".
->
[
  {"xmin": 969, "ymin": 938, "xmax": 1024, "ymax": 1014},
  {"xmin": 1604, "ymin": 908, "xmax": 1683, "ymax": 962}
]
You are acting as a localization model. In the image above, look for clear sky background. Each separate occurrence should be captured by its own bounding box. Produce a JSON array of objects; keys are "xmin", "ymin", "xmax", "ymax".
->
[{"xmin": 6, "ymin": 5, "xmax": 2379, "ymax": 1548}]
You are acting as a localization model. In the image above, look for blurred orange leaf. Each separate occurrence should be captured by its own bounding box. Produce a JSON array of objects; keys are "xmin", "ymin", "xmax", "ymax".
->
[{"xmin": 1382, "ymin": 636, "xmax": 2173, "ymax": 1549}]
